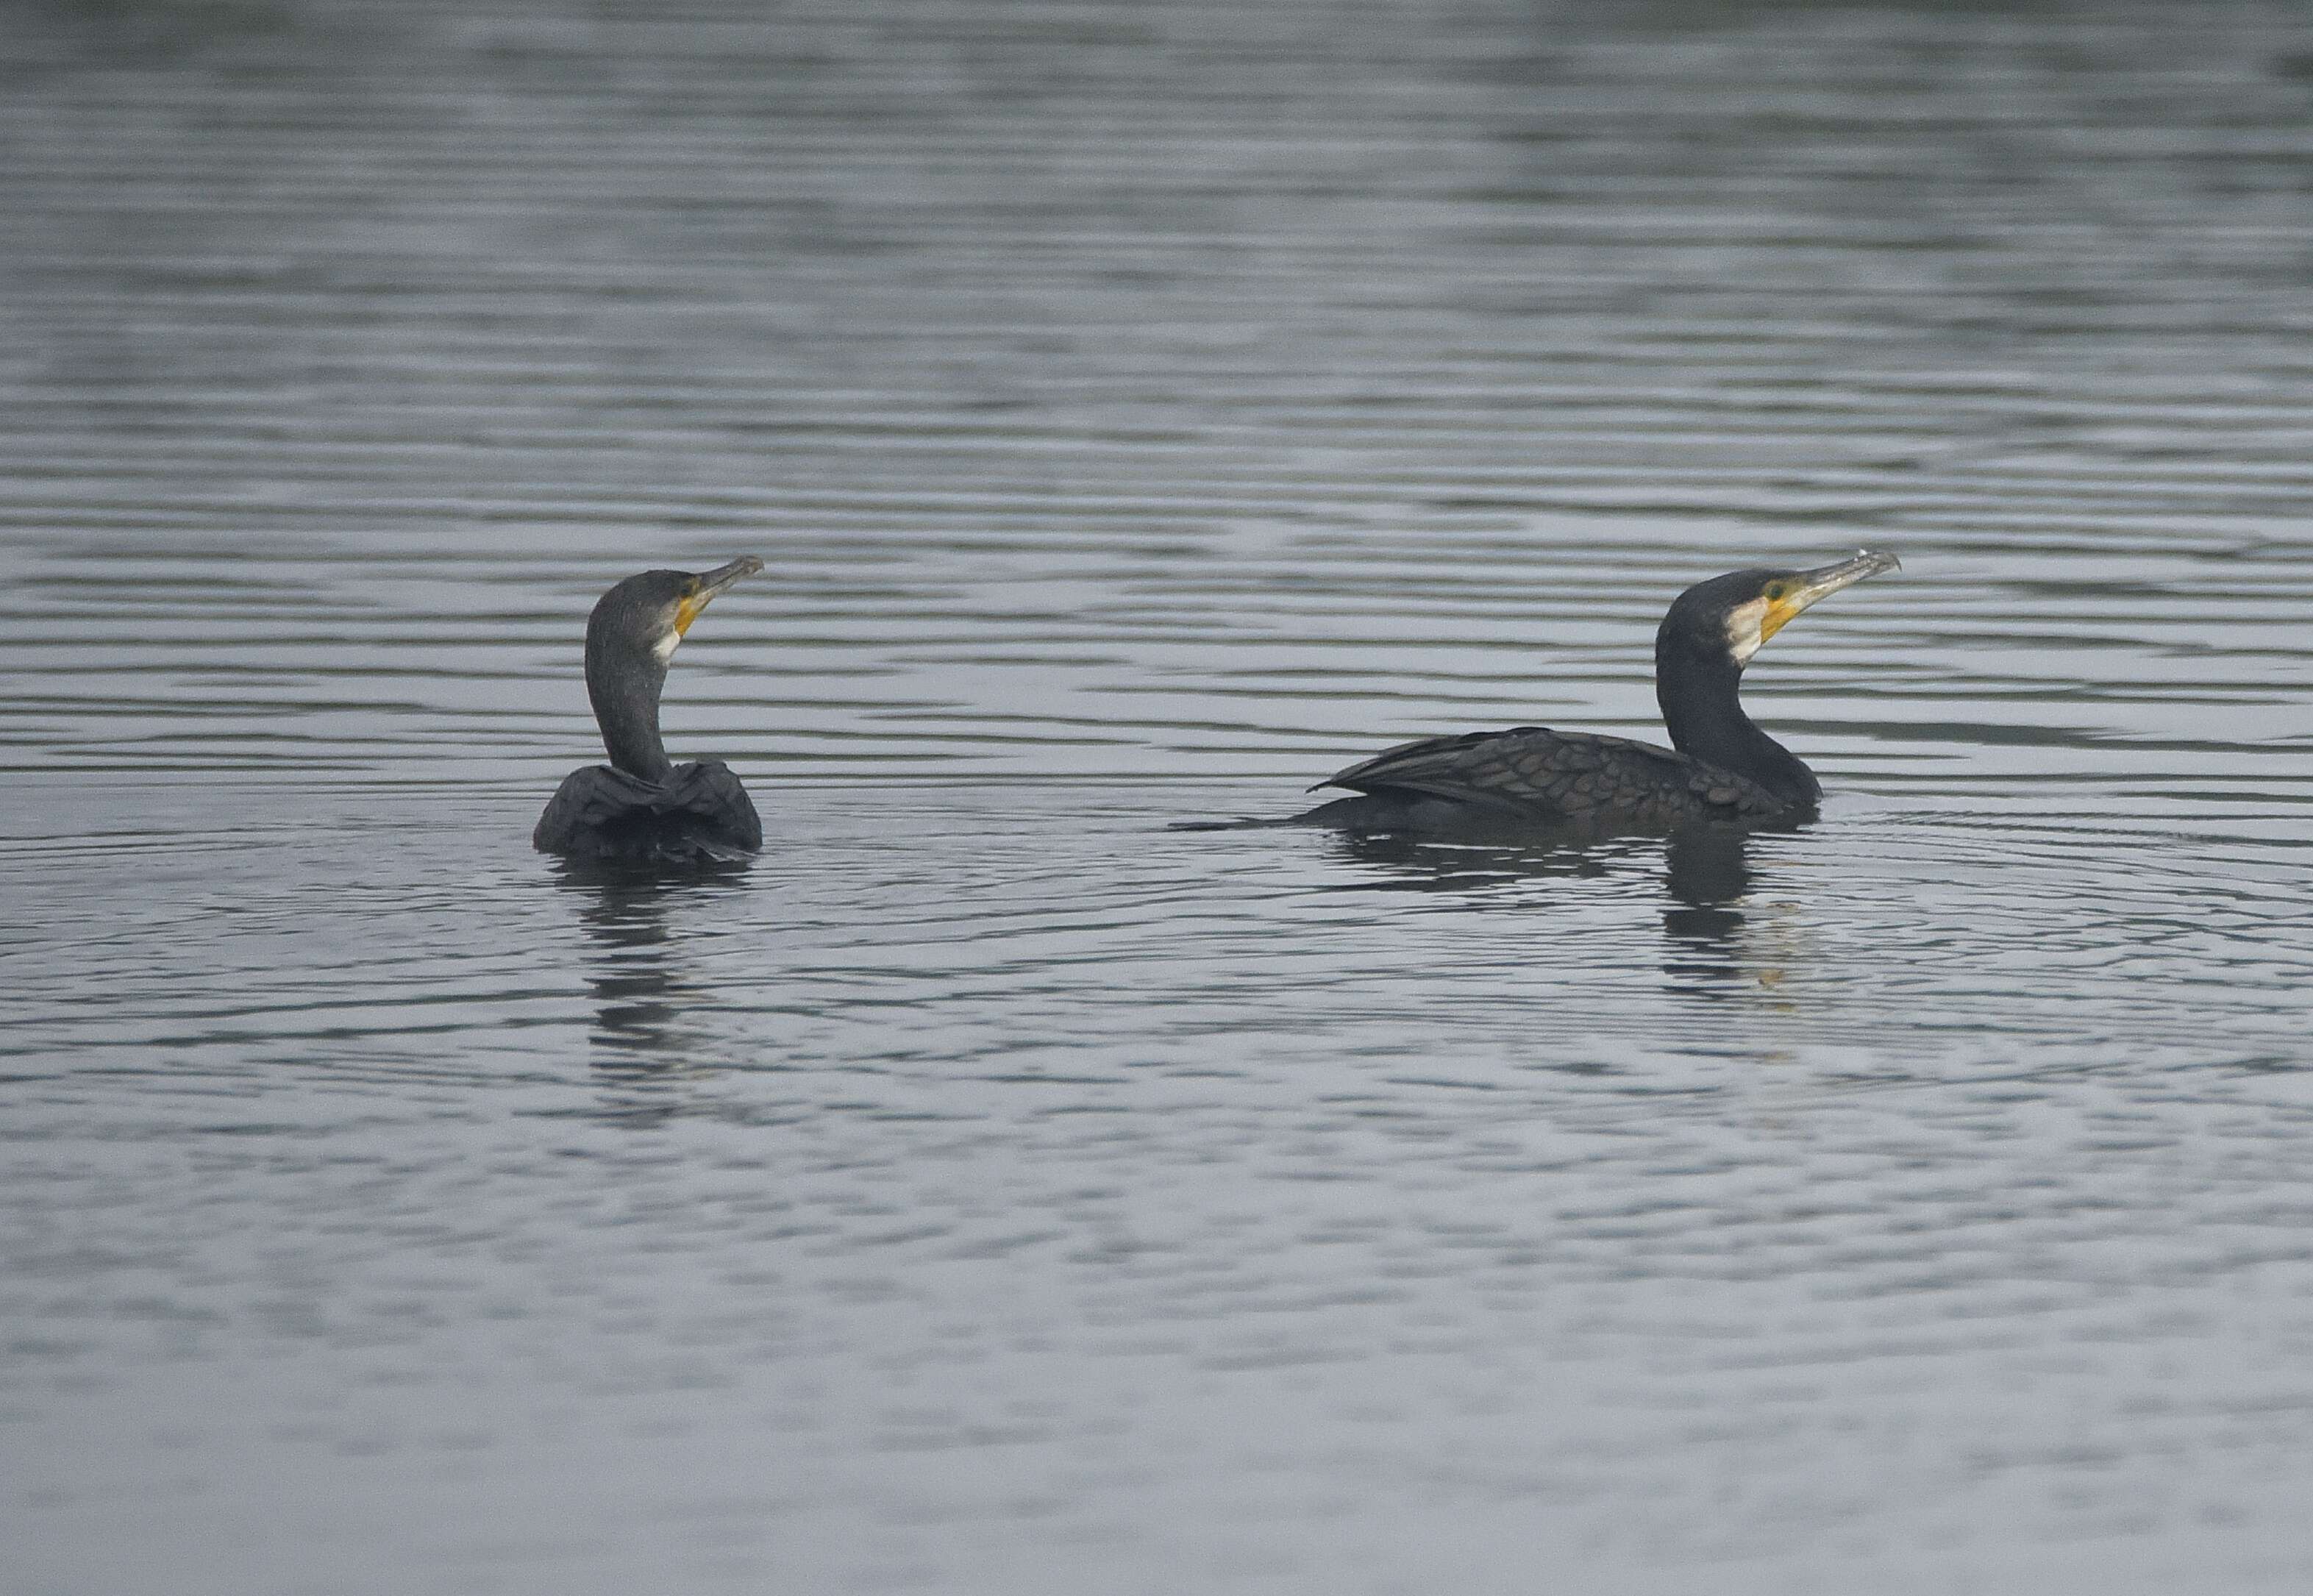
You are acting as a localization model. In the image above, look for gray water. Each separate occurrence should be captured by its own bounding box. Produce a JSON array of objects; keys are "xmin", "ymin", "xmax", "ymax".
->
[{"xmin": 7, "ymin": 1, "xmax": 2313, "ymax": 1591}]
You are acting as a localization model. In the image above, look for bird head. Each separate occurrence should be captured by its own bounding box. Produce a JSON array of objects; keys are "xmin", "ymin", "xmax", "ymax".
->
[
  {"xmin": 587, "ymin": 556, "xmax": 764, "ymax": 669},
  {"xmin": 1664, "ymin": 549, "xmax": 1901, "ymax": 669}
]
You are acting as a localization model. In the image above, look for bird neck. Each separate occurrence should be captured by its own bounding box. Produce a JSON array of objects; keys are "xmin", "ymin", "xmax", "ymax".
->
[
  {"xmin": 1655, "ymin": 640, "xmax": 1819, "ymax": 808},
  {"xmin": 585, "ymin": 643, "xmax": 674, "ymax": 784}
]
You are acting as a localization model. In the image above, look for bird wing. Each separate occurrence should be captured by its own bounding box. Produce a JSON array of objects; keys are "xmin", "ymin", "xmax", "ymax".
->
[
  {"xmin": 534, "ymin": 765, "xmax": 661, "ymax": 852},
  {"xmin": 663, "ymin": 761, "xmax": 763, "ymax": 852},
  {"xmin": 1319, "ymin": 727, "xmax": 1786, "ymax": 826},
  {"xmin": 533, "ymin": 761, "xmax": 761, "ymax": 858}
]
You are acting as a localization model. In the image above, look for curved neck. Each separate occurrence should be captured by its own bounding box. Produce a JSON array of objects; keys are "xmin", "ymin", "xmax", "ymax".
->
[
  {"xmin": 1655, "ymin": 636, "xmax": 1818, "ymax": 808},
  {"xmin": 585, "ymin": 641, "xmax": 673, "ymax": 783}
]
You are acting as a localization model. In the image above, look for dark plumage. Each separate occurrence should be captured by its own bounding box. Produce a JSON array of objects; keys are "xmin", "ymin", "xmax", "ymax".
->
[
  {"xmin": 534, "ymin": 557, "xmax": 764, "ymax": 863},
  {"xmin": 1271, "ymin": 551, "xmax": 1900, "ymax": 836}
]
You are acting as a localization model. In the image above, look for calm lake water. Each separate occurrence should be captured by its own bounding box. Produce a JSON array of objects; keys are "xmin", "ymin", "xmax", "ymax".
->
[{"xmin": 7, "ymin": 1, "xmax": 2313, "ymax": 1591}]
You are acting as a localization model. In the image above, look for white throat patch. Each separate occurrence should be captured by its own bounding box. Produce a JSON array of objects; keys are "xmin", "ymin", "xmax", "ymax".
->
[
  {"xmin": 651, "ymin": 628, "xmax": 683, "ymax": 665},
  {"xmin": 1724, "ymin": 596, "xmax": 1769, "ymax": 666}
]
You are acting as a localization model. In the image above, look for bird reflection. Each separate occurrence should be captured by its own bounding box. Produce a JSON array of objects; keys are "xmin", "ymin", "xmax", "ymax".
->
[
  {"xmin": 555, "ymin": 858, "xmax": 749, "ymax": 1063},
  {"xmin": 1325, "ymin": 822, "xmax": 1788, "ymax": 997},
  {"xmin": 1658, "ymin": 824, "xmax": 1756, "ymax": 993}
]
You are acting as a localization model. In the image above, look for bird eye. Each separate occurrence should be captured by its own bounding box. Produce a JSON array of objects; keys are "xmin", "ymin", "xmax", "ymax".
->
[{"xmin": 1762, "ymin": 583, "xmax": 1786, "ymax": 601}]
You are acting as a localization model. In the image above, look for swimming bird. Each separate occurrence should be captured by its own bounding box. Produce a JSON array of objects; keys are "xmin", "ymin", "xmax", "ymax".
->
[
  {"xmin": 1266, "ymin": 550, "xmax": 1900, "ymax": 836},
  {"xmin": 534, "ymin": 557, "xmax": 764, "ymax": 863}
]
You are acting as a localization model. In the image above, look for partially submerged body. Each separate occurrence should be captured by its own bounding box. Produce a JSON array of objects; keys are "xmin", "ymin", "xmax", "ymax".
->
[
  {"xmin": 1202, "ymin": 551, "xmax": 1900, "ymax": 839},
  {"xmin": 1297, "ymin": 725, "xmax": 1792, "ymax": 836},
  {"xmin": 534, "ymin": 758, "xmax": 760, "ymax": 864}
]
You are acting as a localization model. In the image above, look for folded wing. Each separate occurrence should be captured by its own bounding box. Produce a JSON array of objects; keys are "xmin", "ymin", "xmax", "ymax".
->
[{"xmin": 1321, "ymin": 727, "xmax": 1788, "ymax": 830}]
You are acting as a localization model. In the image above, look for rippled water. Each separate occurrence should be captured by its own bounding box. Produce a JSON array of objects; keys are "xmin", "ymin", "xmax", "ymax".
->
[{"xmin": 7, "ymin": 1, "xmax": 2313, "ymax": 1592}]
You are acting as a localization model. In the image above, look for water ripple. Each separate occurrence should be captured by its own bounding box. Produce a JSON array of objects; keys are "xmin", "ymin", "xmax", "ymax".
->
[{"xmin": 7, "ymin": 3, "xmax": 2313, "ymax": 1593}]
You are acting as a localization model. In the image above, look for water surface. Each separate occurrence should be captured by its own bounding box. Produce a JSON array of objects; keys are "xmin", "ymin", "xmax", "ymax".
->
[{"xmin": 5, "ymin": 1, "xmax": 2313, "ymax": 1592}]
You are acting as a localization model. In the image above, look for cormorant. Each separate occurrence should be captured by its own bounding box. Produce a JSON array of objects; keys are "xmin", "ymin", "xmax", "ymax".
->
[
  {"xmin": 534, "ymin": 557, "xmax": 764, "ymax": 863},
  {"xmin": 1272, "ymin": 550, "xmax": 1900, "ymax": 835}
]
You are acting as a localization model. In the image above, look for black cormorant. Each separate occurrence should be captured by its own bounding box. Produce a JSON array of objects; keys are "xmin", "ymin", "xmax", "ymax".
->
[
  {"xmin": 1275, "ymin": 549, "xmax": 1900, "ymax": 835},
  {"xmin": 534, "ymin": 557, "xmax": 764, "ymax": 863}
]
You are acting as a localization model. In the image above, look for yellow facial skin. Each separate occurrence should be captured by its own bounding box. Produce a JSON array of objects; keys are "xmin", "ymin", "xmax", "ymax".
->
[
  {"xmin": 1757, "ymin": 580, "xmax": 1803, "ymax": 644},
  {"xmin": 1726, "ymin": 583, "xmax": 1823, "ymax": 663},
  {"xmin": 657, "ymin": 577, "xmax": 736, "ymax": 664},
  {"xmin": 670, "ymin": 556, "xmax": 763, "ymax": 643}
]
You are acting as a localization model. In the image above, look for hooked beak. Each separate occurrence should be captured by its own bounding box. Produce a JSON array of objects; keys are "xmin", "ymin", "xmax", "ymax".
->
[
  {"xmin": 1758, "ymin": 549, "xmax": 1901, "ymax": 644},
  {"xmin": 673, "ymin": 555, "xmax": 763, "ymax": 638}
]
